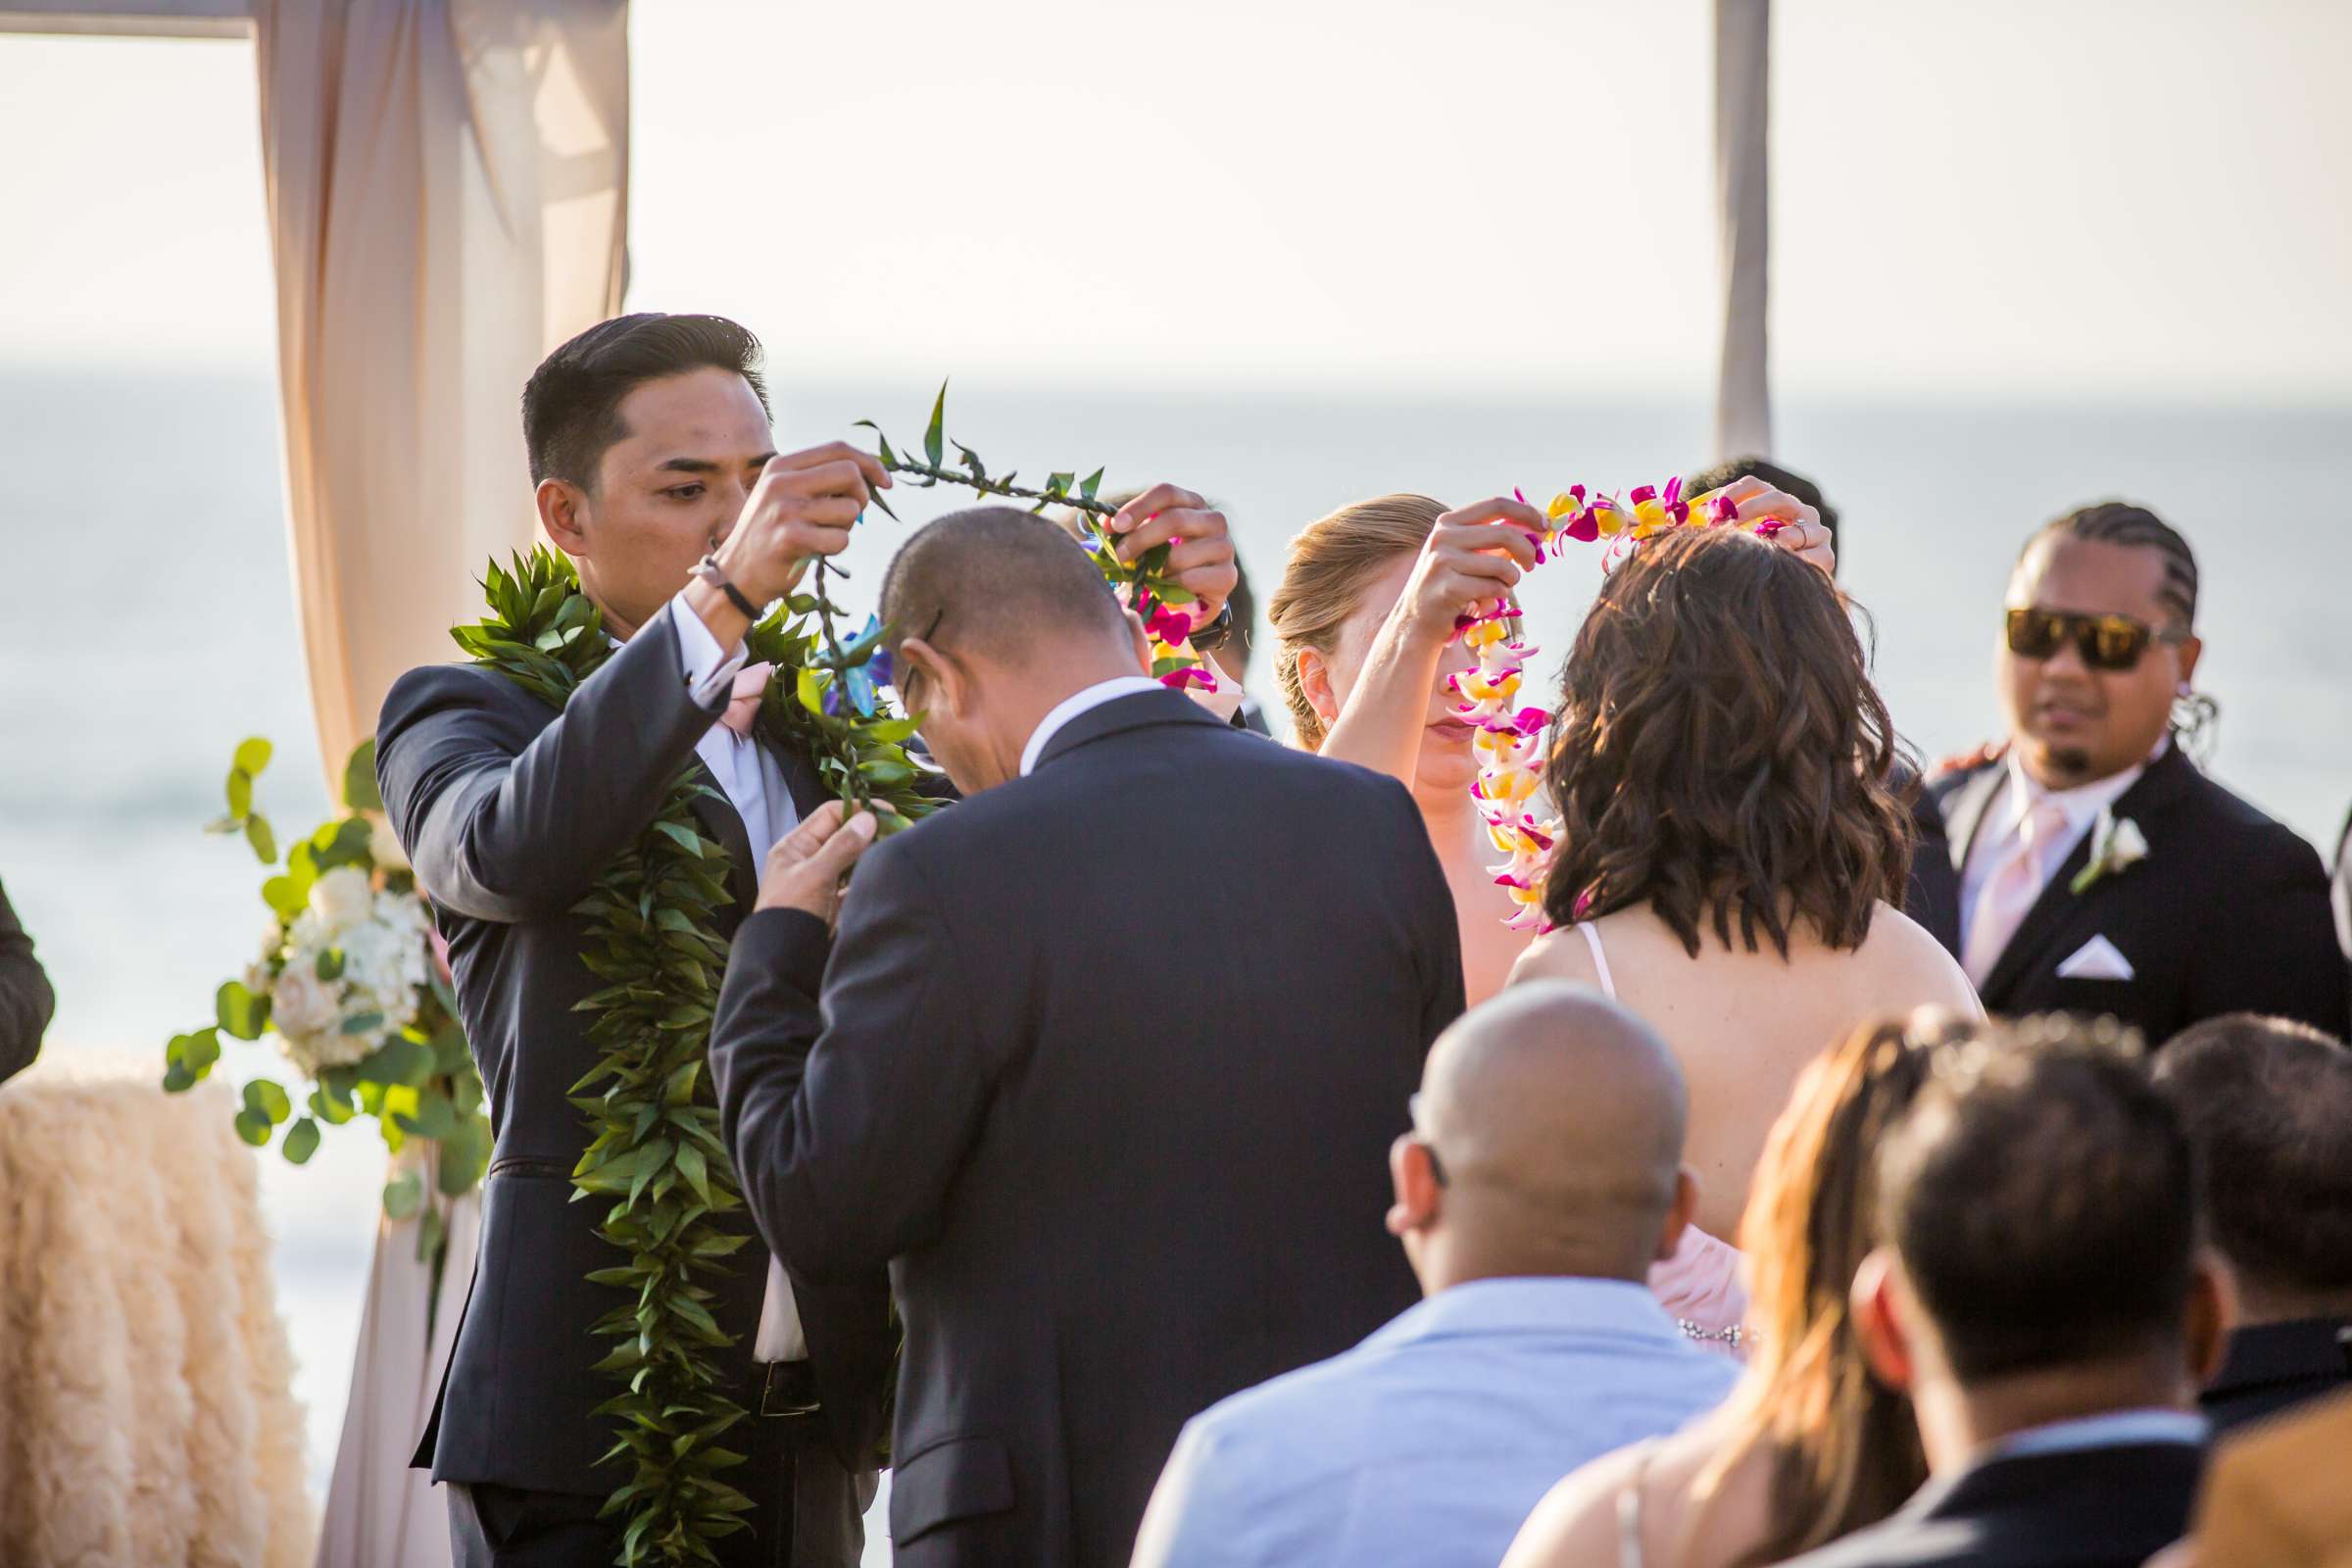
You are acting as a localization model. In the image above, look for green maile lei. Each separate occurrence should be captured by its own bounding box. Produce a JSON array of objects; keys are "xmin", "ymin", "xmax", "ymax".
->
[
  {"xmin": 452, "ymin": 549, "xmax": 934, "ymax": 1566},
  {"xmin": 450, "ymin": 385, "xmax": 1182, "ymax": 1564}
]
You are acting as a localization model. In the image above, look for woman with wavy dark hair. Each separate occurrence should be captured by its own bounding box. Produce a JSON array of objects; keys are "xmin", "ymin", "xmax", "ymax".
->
[
  {"xmin": 1501, "ymin": 1012, "xmax": 1975, "ymax": 1568},
  {"xmin": 1510, "ymin": 528, "xmax": 1977, "ymax": 1342}
]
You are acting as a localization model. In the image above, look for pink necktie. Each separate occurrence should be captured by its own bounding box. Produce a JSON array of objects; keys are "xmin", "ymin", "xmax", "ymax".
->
[
  {"xmin": 1963, "ymin": 798, "xmax": 2070, "ymax": 987},
  {"xmin": 719, "ymin": 662, "xmax": 774, "ymax": 737}
]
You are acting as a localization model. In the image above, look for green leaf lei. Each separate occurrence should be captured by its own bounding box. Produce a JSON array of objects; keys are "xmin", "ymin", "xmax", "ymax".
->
[
  {"xmin": 453, "ymin": 546, "xmax": 933, "ymax": 1566},
  {"xmin": 856, "ymin": 382, "xmax": 1212, "ymax": 681}
]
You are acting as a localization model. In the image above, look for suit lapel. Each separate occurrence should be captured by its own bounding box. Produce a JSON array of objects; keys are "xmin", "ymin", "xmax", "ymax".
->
[
  {"xmin": 683, "ymin": 759, "xmax": 760, "ymax": 920},
  {"xmin": 1941, "ymin": 762, "xmax": 2009, "ymax": 877},
  {"xmin": 1978, "ymin": 748, "xmax": 2195, "ymax": 1004},
  {"xmin": 759, "ymin": 722, "xmax": 833, "ymax": 822}
]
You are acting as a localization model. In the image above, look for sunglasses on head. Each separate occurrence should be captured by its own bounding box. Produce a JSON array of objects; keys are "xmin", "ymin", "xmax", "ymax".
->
[{"xmin": 2004, "ymin": 608, "xmax": 2183, "ymax": 672}]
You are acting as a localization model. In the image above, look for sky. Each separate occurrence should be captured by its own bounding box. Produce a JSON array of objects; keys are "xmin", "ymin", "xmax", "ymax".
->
[{"xmin": 1, "ymin": 0, "xmax": 2348, "ymax": 399}]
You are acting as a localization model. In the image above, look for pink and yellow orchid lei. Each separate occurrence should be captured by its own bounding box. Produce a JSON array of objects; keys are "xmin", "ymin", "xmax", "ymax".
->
[{"xmin": 1451, "ymin": 477, "xmax": 1776, "ymax": 930}]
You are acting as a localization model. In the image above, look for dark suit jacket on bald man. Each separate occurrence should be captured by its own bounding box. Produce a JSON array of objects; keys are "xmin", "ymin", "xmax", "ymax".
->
[{"xmin": 710, "ymin": 687, "xmax": 1466, "ymax": 1567}]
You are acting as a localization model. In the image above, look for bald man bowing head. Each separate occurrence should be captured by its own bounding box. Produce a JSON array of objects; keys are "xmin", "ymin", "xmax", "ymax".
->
[
  {"xmin": 710, "ymin": 505, "xmax": 1466, "ymax": 1567},
  {"xmin": 1133, "ymin": 984, "xmax": 1740, "ymax": 1568}
]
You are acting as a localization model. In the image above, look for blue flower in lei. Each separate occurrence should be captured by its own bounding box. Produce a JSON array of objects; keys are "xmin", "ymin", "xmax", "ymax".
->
[{"xmin": 824, "ymin": 614, "xmax": 892, "ymax": 718}]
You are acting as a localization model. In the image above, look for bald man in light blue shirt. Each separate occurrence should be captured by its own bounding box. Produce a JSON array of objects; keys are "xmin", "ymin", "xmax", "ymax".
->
[{"xmin": 1131, "ymin": 984, "xmax": 1739, "ymax": 1568}]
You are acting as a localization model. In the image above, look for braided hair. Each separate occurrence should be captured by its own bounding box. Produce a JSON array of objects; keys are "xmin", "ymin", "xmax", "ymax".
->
[{"xmin": 2024, "ymin": 502, "xmax": 2218, "ymax": 762}]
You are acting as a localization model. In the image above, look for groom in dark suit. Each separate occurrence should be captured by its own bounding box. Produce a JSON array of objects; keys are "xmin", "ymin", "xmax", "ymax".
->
[
  {"xmin": 378, "ymin": 314, "xmax": 1242, "ymax": 1567},
  {"xmin": 1913, "ymin": 503, "xmax": 2346, "ymax": 1044},
  {"xmin": 711, "ymin": 507, "xmax": 1466, "ymax": 1566}
]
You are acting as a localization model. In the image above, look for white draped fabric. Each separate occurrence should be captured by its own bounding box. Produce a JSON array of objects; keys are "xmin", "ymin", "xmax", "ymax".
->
[
  {"xmin": 248, "ymin": 5, "xmax": 629, "ymax": 1562},
  {"xmin": 252, "ymin": 0, "xmax": 631, "ymax": 783},
  {"xmin": 1712, "ymin": 0, "xmax": 1773, "ymax": 461},
  {"xmin": 311, "ymin": 1143, "xmax": 482, "ymax": 1568}
]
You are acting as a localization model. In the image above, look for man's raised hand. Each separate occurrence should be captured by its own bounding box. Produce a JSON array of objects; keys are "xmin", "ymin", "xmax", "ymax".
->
[
  {"xmin": 755, "ymin": 801, "xmax": 880, "ymax": 923},
  {"xmin": 1107, "ymin": 484, "xmax": 1239, "ymax": 628},
  {"xmin": 715, "ymin": 443, "xmax": 892, "ymax": 607}
]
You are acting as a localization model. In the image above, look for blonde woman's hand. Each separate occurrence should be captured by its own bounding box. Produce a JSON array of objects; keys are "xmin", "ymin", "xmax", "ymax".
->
[{"xmin": 1398, "ymin": 497, "xmax": 1545, "ymax": 645}]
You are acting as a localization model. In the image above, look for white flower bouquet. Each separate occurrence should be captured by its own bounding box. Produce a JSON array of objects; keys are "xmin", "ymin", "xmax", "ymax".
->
[{"xmin": 166, "ymin": 737, "xmax": 488, "ymax": 1259}]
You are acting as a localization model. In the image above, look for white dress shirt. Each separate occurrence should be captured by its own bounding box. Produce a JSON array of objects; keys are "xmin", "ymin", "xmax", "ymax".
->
[
  {"xmin": 656, "ymin": 595, "xmax": 808, "ymax": 1361},
  {"xmin": 1018, "ymin": 675, "xmax": 1166, "ymax": 777},
  {"xmin": 1958, "ymin": 743, "xmax": 2161, "ymax": 939}
]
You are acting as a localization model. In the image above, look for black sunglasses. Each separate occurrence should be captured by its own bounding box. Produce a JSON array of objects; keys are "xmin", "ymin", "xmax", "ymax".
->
[{"xmin": 2004, "ymin": 608, "xmax": 2183, "ymax": 672}]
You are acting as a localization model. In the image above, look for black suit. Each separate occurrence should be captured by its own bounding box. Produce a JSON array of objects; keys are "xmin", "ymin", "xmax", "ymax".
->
[
  {"xmin": 2203, "ymin": 1317, "xmax": 2352, "ymax": 1436},
  {"xmin": 0, "ymin": 877, "xmax": 54, "ymax": 1085},
  {"xmin": 710, "ymin": 689, "xmax": 1465, "ymax": 1567},
  {"xmin": 1915, "ymin": 748, "xmax": 2348, "ymax": 1043},
  {"xmin": 377, "ymin": 605, "xmax": 890, "ymax": 1566},
  {"xmin": 1781, "ymin": 1441, "xmax": 2203, "ymax": 1568}
]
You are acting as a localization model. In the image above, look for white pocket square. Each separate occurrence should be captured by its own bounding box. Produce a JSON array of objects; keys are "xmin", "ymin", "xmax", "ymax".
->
[{"xmin": 2056, "ymin": 935, "xmax": 2135, "ymax": 981}]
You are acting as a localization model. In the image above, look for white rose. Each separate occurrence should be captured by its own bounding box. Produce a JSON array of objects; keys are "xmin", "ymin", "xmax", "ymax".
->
[
  {"xmin": 368, "ymin": 815, "xmax": 411, "ymax": 873},
  {"xmin": 270, "ymin": 964, "xmax": 341, "ymax": 1038},
  {"xmin": 277, "ymin": 1027, "xmax": 326, "ymax": 1080},
  {"xmin": 308, "ymin": 865, "xmax": 375, "ymax": 936},
  {"xmin": 2108, "ymin": 816, "xmax": 2150, "ymax": 869}
]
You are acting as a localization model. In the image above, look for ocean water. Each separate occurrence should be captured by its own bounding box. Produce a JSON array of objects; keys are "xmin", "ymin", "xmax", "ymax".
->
[{"xmin": 3, "ymin": 366, "xmax": 2348, "ymax": 1500}]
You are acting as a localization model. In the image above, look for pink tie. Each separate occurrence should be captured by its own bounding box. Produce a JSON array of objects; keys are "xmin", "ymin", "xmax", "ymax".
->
[
  {"xmin": 719, "ymin": 662, "xmax": 774, "ymax": 737},
  {"xmin": 1963, "ymin": 798, "xmax": 2070, "ymax": 987}
]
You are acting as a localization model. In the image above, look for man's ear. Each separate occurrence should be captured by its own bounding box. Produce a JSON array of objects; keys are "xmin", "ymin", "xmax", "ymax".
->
[
  {"xmin": 1295, "ymin": 646, "xmax": 1338, "ymax": 726},
  {"xmin": 2184, "ymin": 1248, "xmax": 2237, "ymax": 1388},
  {"xmin": 896, "ymin": 637, "xmax": 963, "ymax": 716},
  {"xmin": 1385, "ymin": 1134, "xmax": 1440, "ymax": 1240},
  {"xmin": 2175, "ymin": 633, "xmax": 2204, "ymax": 691},
  {"xmin": 1123, "ymin": 607, "xmax": 1153, "ymax": 676},
  {"xmin": 538, "ymin": 477, "xmax": 590, "ymax": 557},
  {"xmin": 1850, "ymin": 1247, "xmax": 1917, "ymax": 1394},
  {"xmin": 1655, "ymin": 1166, "xmax": 1698, "ymax": 1263}
]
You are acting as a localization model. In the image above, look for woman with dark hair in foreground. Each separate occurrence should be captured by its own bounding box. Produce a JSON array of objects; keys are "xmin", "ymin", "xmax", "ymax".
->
[{"xmin": 1510, "ymin": 529, "xmax": 1978, "ymax": 1342}]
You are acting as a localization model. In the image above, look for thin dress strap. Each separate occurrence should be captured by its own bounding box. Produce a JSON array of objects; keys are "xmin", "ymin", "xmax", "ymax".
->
[
  {"xmin": 1614, "ymin": 1440, "xmax": 1656, "ymax": 1568},
  {"xmin": 1578, "ymin": 922, "xmax": 1619, "ymax": 1002}
]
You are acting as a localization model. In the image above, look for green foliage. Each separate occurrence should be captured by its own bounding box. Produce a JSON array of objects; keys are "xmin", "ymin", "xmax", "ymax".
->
[
  {"xmin": 461, "ymin": 547, "xmax": 777, "ymax": 1563},
  {"xmin": 342, "ymin": 737, "xmax": 382, "ymax": 812},
  {"xmin": 854, "ymin": 383, "xmax": 1207, "ymax": 678},
  {"xmin": 167, "ymin": 731, "xmax": 493, "ymax": 1265}
]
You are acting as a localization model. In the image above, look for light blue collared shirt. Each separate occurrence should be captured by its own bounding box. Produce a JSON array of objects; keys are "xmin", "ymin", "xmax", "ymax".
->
[{"xmin": 1131, "ymin": 1276, "xmax": 1740, "ymax": 1568}]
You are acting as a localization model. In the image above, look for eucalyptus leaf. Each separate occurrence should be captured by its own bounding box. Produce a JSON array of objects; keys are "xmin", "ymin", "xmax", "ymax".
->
[
  {"xmin": 216, "ymin": 980, "xmax": 270, "ymax": 1041},
  {"xmin": 233, "ymin": 1108, "xmax": 272, "ymax": 1147},
  {"xmin": 343, "ymin": 738, "xmax": 382, "ymax": 811},
  {"xmin": 243, "ymin": 1077, "xmax": 293, "ymax": 1125},
  {"xmin": 226, "ymin": 767, "xmax": 254, "ymax": 821},
  {"xmin": 415, "ymin": 1205, "xmax": 446, "ymax": 1264},
  {"xmin": 383, "ymin": 1170, "xmax": 424, "ymax": 1220},
  {"xmin": 233, "ymin": 736, "xmax": 273, "ymax": 777},
  {"xmin": 245, "ymin": 814, "xmax": 277, "ymax": 865},
  {"xmin": 281, "ymin": 1117, "xmax": 322, "ymax": 1164}
]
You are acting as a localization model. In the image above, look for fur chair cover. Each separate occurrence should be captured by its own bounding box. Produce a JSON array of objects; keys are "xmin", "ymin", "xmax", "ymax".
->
[{"xmin": 0, "ymin": 1061, "xmax": 314, "ymax": 1566}]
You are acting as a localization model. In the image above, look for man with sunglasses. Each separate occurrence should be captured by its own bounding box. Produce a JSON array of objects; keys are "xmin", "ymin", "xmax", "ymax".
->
[{"xmin": 1915, "ymin": 502, "xmax": 2345, "ymax": 1043}]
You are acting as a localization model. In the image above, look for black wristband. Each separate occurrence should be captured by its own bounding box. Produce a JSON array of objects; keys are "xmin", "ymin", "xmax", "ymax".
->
[
  {"xmin": 696, "ymin": 554, "xmax": 761, "ymax": 620},
  {"xmin": 1187, "ymin": 603, "xmax": 1236, "ymax": 654}
]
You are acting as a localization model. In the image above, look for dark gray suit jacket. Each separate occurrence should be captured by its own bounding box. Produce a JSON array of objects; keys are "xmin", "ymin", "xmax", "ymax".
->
[
  {"xmin": 1916, "ymin": 749, "xmax": 2348, "ymax": 1044},
  {"xmin": 0, "ymin": 877, "xmax": 54, "ymax": 1084},
  {"xmin": 376, "ymin": 604, "xmax": 892, "ymax": 1497},
  {"xmin": 710, "ymin": 689, "xmax": 1467, "ymax": 1567}
]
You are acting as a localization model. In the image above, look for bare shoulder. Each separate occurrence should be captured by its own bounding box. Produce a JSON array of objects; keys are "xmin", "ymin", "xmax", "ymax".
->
[
  {"xmin": 1857, "ymin": 901, "xmax": 1984, "ymax": 1020},
  {"xmin": 1505, "ymin": 927, "xmax": 1600, "ymax": 991},
  {"xmin": 1498, "ymin": 1439, "xmax": 1647, "ymax": 1568}
]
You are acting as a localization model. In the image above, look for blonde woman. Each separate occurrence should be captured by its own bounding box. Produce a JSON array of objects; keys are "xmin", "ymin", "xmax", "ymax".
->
[{"xmin": 1266, "ymin": 485, "xmax": 1835, "ymax": 1005}]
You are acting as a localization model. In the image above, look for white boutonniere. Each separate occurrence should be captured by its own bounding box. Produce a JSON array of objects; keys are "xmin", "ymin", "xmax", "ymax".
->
[{"xmin": 2069, "ymin": 808, "xmax": 2150, "ymax": 894}]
